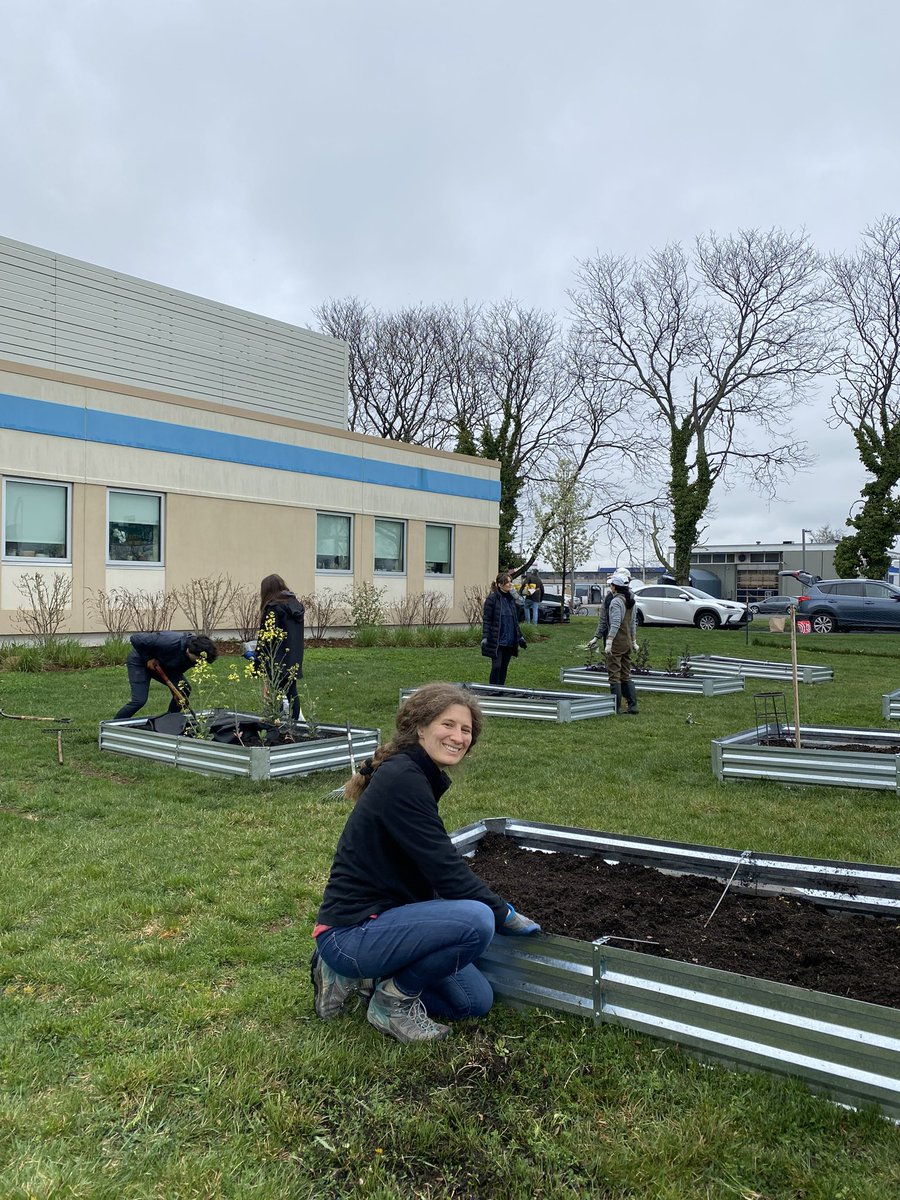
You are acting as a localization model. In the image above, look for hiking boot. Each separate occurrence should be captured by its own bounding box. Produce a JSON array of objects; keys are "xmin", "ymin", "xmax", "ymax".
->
[
  {"xmin": 310, "ymin": 949, "xmax": 374, "ymax": 1019},
  {"xmin": 366, "ymin": 979, "xmax": 451, "ymax": 1043}
]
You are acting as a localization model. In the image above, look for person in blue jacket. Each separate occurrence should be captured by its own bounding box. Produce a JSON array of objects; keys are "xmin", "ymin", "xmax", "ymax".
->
[
  {"xmin": 113, "ymin": 631, "xmax": 218, "ymax": 719},
  {"xmin": 310, "ymin": 682, "xmax": 541, "ymax": 1044}
]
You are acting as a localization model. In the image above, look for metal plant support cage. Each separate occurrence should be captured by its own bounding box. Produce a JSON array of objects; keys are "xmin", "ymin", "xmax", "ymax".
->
[
  {"xmin": 450, "ymin": 816, "xmax": 900, "ymax": 1119},
  {"xmin": 753, "ymin": 691, "xmax": 790, "ymax": 742},
  {"xmin": 99, "ymin": 712, "xmax": 381, "ymax": 779},
  {"xmin": 399, "ymin": 683, "xmax": 615, "ymax": 722}
]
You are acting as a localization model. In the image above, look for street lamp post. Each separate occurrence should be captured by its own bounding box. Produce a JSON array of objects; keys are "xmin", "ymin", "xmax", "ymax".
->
[{"xmin": 801, "ymin": 528, "xmax": 813, "ymax": 575}]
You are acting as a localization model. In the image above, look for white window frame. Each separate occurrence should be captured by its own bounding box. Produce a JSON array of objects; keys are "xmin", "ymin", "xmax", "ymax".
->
[
  {"xmin": 316, "ymin": 511, "xmax": 353, "ymax": 573},
  {"xmin": 424, "ymin": 523, "xmax": 454, "ymax": 576},
  {"xmin": 2, "ymin": 477, "xmax": 72, "ymax": 564},
  {"xmin": 374, "ymin": 518, "xmax": 406, "ymax": 575},
  {"xmin": 106, "ymin": 488, "xmax": 165, "ymax": 567}
]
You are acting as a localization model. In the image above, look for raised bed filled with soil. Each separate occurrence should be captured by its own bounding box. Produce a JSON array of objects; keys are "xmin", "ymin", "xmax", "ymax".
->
[
  {"xmin": 399, "ymin": 683, "xmax": 615, "ymax": 722},
  {"xmin": 451, "ymin": 816, "xmax": 900, "ymax": 1118},
  {"xmin": 688, "ymin": 654, "xmax": 834, "ymax": 684},
  {"xmin": 560, "ymin": 665, "xmax": 744, "ymax": 697},
  {"xmin": 712, "ymin": 724, "xmax": 900, "ymax": 791},
  {"xmin": 99, "ymin": 712, "xmax": 380, "ymax": 779}
]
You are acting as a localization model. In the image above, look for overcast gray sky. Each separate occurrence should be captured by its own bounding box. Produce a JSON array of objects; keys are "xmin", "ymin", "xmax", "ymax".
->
[{"xmin": 2, "ymin": 0, "xmax": 897, "ymax": 561}]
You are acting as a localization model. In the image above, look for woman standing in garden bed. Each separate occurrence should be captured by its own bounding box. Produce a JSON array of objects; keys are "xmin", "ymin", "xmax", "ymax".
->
[
  {"xmin": 589, "ymin": 570, "xmax": 639, "ymax": 714},
  {"xmin": 310, "ymin": 683, "xmax": 541, "ymax": 1044}
]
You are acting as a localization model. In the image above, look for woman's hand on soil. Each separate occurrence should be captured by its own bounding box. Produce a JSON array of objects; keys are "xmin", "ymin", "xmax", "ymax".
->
[{"xmin": 502, "ymin": 903, "xmax": 541, "ymax": 935}]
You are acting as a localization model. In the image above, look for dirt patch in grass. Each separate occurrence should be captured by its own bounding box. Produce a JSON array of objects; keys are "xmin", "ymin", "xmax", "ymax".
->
[{"xmin": 471, "ymin": 833, "xmax": 900, "ymax": 1008}]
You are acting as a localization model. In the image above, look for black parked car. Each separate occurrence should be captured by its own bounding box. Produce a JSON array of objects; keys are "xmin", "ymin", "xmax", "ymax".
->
[
  {"xmin": 795, "ymin": 578, "xmax": 900, "ymax": 633},
  {"xmin": 537, "ymin": 592, "xmax": 571, "ymax": 624}
]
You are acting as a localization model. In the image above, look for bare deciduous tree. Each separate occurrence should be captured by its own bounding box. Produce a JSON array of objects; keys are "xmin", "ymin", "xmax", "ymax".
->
[
  {"xmin": 127, "ymin": 589, "xmax": 179, "ymax": 633},
  {"xmin": 418, "ymin": 591, "xmax": 450, "ymax": 629},
  {"xmin": 827, "ymin": 215, "xmax": 900, "ymax": 578},
  {"xmin": 462, "ymin": 585, "xmax": 485, "ymax": 626},
  {"xmin": 388, "ymin": 594, "xmax": 421, "ymax": 628},
  {"xmin": 571, "ymin": 228, "xmax": 830, "ymax": 582},
  {"xmin": 174, "ymin": 575, "xmax": 238, "ymax": 637},
  {"xmin": 299, "ymin": 590, "xmax": 342, "ymax": 642},
  {"xmin": 87, "ymin": 588, "xmax": 133, "ymax": 638},
  {"xmin": 13, "ymin": 573, "xmax": 72, "ymax": 642},
  {"xmin": 230, "ymin": 584, "xmax": 262, "ymax": 643}
]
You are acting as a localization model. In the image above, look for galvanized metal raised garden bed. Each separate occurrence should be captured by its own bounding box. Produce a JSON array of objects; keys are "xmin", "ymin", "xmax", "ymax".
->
[
  {"xmin": 99, "ymin": 713, "xmax": 381, "ymax": 779},
  {"xmin": 882, "ymin": 689, "xmax": 900, "ymax": 720},
  {"xmin": 688, "ymin": 653, "xmax": 834, "ymax": 685},
  {"xmin": 451, "ymin": 816, "xmax": 900, "ymax": 1118},
  {"xmin": 712, "ymin": 725, "xmax": 900, "ymax": 791},
  {"xmin": 560, "ymin": 665, "xmax": 744, "ymax": 697},
  {"xmin": 399, "ymin": 683, "xmax": 616, "ymax": 721}
]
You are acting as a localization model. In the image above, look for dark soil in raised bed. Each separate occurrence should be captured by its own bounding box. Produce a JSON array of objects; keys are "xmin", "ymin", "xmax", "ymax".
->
[
  {"xmin": 761, "ymin": 736, "xmax": 900, "ymax": 754},
  {"xmin": 471, "ymin": 833, "xmax": 900, "ymax": 1008}
]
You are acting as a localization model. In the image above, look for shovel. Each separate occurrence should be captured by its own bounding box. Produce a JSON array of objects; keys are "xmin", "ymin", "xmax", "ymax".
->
[
  {"xmin": 151, "ymin": 662, "xmax": 199, "ymax": 722},
  {"xmin": 0, "ymin": 708, "xmax": 72, "ymax": 723}
]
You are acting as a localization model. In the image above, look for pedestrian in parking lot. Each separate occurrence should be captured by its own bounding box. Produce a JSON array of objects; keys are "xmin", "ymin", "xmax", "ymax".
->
[
  {"xmin": 481, "ymin": 572, "xmax": 527, "ymax": 686},
  {"xmin": 589, "ymin": 570, "xmax": 638, "ymax": 714},
  {"xmin": 518, "ymin": 569, "xmax": 544, "ymax": 624}
]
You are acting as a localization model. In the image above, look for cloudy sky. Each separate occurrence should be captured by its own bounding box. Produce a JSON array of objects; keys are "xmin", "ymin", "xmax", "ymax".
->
[{"xmin": 2, "ymin": 0, "xmax": 897, "ymax": 560}]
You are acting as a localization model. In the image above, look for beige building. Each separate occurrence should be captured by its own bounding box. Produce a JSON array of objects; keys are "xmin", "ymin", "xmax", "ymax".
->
[{"xmin": 0, "ymin": 237, "xmax": 500, "ymax": 638}]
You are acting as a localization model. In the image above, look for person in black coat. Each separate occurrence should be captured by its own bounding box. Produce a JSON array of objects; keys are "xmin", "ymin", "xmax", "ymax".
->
[
  {"xmin": 481, "ymin": 572, "xmax": 527, "ymax": 686},
  {"xmin": 259, "ymin": 574, "xmax": 305, "ymax": 719},
  {"xmin": 113, "ymin": 631, "xmax": 218, "ymax": 719},
  {"xmin": 310, "ymin": 682, "xmax": 541, "ymax": 1044}
]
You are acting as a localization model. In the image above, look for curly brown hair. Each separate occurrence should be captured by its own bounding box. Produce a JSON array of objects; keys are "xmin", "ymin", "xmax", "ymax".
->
[{"xmin": 344, "ymin": 682, "xmax": 483, "ymax": 801}]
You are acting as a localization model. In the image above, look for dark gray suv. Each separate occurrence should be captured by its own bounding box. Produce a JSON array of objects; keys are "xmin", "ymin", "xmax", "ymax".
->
[{"xmin": 796, "ymin": 578, "xmax": 900, "ymax": 633}]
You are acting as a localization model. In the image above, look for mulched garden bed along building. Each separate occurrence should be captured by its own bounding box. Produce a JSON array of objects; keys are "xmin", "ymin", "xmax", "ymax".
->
[{"xmin": 471, "ymin": 832, "xmax": 900, "ymax": 1008}]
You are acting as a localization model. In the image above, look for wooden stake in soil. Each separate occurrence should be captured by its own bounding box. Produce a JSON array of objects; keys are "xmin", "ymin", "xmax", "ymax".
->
[{"xmin": 790, "ymin": 604, "xmax": 801, "ymax": 749}]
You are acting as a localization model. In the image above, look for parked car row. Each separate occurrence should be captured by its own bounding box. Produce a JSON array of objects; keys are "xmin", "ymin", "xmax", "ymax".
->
[
  {"xmin": 632, "ymin": 584, "xmax": 749, "ymax": 631},
  {"xmin": 794, "ymin": 578, "xmax": 900, "ymax": 633}
]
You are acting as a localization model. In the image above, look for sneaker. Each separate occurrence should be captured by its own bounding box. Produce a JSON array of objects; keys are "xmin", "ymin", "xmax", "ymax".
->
[
  {"xmin": 310, "ymin": 949, "xmax": 374, "ymax": 1019},
  {"xmin": 366, "ymin": 981, "xmax": 451, "ymax": 1043}
]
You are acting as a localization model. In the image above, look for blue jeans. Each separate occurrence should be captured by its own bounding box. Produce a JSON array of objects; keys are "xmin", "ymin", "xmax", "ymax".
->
[
  {"xmin": 525, "ymin": 600, "xmax": 540, "ymax": 624},
  {"xmin": 316, "ymin": 899, "xmax": 496, "ymax": 1020}
]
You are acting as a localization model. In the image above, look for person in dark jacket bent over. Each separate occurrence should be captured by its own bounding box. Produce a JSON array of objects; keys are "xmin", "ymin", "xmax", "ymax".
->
[
  {"xmin": 113, "ymin": 631, "xmax": 218, "ymax": 720},
  {"xmin": 311, "ymin": 682, "xmax": 541, "ymax": 1043}
]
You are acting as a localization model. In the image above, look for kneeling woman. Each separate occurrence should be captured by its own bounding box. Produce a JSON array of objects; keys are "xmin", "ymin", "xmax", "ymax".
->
[{"xmin": 311, "ymin": 683, "xmax": 541, "ymax": 1043}]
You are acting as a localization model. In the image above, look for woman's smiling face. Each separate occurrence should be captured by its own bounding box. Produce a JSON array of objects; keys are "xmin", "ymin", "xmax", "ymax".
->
[{"xmin": 417, "ymin": 703, "xmax": 474, "ymax": 767}]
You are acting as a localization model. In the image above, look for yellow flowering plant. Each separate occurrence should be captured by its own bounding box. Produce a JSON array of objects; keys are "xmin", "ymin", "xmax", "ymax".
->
[{"xmin": 246, "ymin": 611, "xmax": 300, "ymax": 729}]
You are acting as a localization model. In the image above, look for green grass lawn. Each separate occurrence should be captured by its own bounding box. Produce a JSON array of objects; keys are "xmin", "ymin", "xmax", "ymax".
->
[{"xmin": 2, "ymin": 620, "xmax": 900, "ymax": 1199}]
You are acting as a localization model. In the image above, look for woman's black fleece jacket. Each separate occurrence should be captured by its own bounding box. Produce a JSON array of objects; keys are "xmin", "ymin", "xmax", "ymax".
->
[{"xmin": 316, "ymin": 743, "xmax": 508, "ymax": 930}]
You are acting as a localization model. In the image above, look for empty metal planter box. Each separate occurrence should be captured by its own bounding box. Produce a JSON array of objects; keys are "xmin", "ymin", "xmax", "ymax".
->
[
  {"xmin": 560, "ymin": 665, "xmax": 744, "ymax": 697},
  {"xmin": 451, "ymin": 816, "xmax": 900, "ymax": 1118},
  {"xmin": 883, "ymin": 689, "xmax": 900, "ymax": 720},
  {"xmin": 712, "ymin": 725, "xmax": 900, "ymax": 791},
  {"xmin": 399, "ymin": 683, "xmax": 615, "ymax": 721},
  {"xmin": 688, "ymin": 654, "xmax": 834, "ymax": 684},
  {"xmin": 99, "ymin": 713, "xmax": 380, "ymax": 779}
]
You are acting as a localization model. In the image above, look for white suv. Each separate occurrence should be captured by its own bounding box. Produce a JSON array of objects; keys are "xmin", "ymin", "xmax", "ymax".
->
[{"xmin": 634, "ymin": 585, "xmax": 749, "ymax": 631}]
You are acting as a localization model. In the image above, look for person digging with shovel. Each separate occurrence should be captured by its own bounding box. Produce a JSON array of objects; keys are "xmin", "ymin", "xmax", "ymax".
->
[
  {"xmin": 310, "ymin": 682, "xmax": 542, "ymax": 1044},
  {"xmin": 113, "ymin": 631, "xmax": 218, "ymax": 720}
]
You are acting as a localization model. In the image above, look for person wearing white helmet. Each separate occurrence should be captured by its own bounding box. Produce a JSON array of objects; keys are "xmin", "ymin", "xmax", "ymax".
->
[{"xmin": 588, "ymin": 569, "xmax": 639, "ymax": 714}]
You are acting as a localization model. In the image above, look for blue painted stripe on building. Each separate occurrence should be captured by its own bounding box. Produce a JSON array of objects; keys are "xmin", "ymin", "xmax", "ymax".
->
[{"xmin": 0, "ymin": 393, "xmax": 500, "ymax": 502}]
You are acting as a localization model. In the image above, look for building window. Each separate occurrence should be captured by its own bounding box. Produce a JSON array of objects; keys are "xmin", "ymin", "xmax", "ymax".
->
[
  {"xmin": 316, "ymin": 512, "xmax": 352, "ymax": 571},
  {"xmin": 3, "ymin": 478, "xmax": 71, "ymax": 560},
  {"xmin": 374, "ymin": 519, "xmax": 405, "ymax": 574},
  {"xmin": 108, "ymin": 490, "xmax": 163, "ymax": 563},
  {"xmin": 425, "ymin": 524, "xmax": 453, "ymax": 575}
]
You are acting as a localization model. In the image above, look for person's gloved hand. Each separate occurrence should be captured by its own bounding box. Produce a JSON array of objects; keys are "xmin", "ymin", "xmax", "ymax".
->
[
  {"xmin": 604, "ymin": 638, "xmax": 613, "ymax": 654},
  {"xmin": 518, "ymin": 636, "xmax": 528, "ymax": 649},
  {"xmin": 587, "ymin": 637, "xmax": 598, "ymax": 651},
  {"xmin": 633, "ymin": 642, "xmax": 640, "ymax": 652},
  {"xmin": 502, "ymin": 903, "xmax": 541, "ymax": 935}
]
